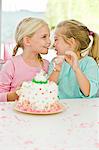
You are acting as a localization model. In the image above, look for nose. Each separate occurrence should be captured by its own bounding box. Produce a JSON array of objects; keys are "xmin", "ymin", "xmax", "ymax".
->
[
  {"xmin": 53, "ymin": 43, "xmax": 55, "ymax": 48},
  {"xmin": 47, "ymin": 38, "xmax": 51, "ymax": 46},
  {"xmin": 53, "ymin": 40, "xmax": 57, "ymax": 48},
  {"xmin": 53, "ymin": 41, "xmax": 56, "ymax": 46}
]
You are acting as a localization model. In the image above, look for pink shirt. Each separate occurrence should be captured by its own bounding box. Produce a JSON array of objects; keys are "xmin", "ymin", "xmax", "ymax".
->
[{"xmin": 0, "ymin": 55, "xmax": 49, "ymax": 102}]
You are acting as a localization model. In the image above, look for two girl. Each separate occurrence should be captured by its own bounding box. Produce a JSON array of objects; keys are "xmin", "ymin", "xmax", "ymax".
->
[{"xmin": 0, "ymin": 18, "xmax": 98, "ymax": 101}]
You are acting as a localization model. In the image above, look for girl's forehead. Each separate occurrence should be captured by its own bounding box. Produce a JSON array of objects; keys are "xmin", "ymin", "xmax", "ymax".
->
[
  {"xmin": 55, "ymin": 27, "xmax": 64, "ymax": 36},
  {"xmin": 55, "ymin": 28, "xmax": 61, "ymax": 34},
  {"xmin": 37, "ymin": 25, "xmax": 49, "ymax": 33},
  {"xmin": 33, "ymin": 25, "xmax": 50, "ymax": 37},
  {"xmin": 54, "ymin": 32, "xmax": 62, "ymax": 38}
]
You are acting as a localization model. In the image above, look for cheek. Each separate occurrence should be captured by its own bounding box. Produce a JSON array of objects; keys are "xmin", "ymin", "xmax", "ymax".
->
[
  {"xmin": 35, "ymin": 41, "xmax": 43, "ymax": 48},
  {"xmin": 59, "ymin": 42, "xmax": 66, "ymax": 51},
  {"xmin": 64, "ymin": 45, "xmax": 72, "ymax": 52},
  {"xmin": 62, "ymin": 40, "xmax": 71, "ymax": 50},
  {"xmin": 55, "ymin": 41, "xmax": 61, "ymax": 48}
]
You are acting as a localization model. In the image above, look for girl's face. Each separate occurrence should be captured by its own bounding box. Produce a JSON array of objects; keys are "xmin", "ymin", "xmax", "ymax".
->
[
  {"xmin": 54, "ymin": 29, "xmax": 75, "ymax": 55},
  {"xmin": 28, "ymin": 25, "xmax": 51, "ymax": 54}
]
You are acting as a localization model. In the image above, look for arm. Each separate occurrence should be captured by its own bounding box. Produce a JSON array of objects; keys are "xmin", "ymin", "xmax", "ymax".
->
[
  {"xmin": 0, "ymin": 59, "xmax": 18, "ymax": 102},
  {"xmin": 48, "ymin": 56, "xmax": 64, "ymax": 83},
  {"xmin": 64, "ymin": 51, "xmax": 90, "ymax": 96},
  {"xmin": 74, "ymin": 67, "xmax": 90, "ymax": 96},
  {"xmin": 49, "ymin": 69, "xmax": 60, "ymax": 83}
]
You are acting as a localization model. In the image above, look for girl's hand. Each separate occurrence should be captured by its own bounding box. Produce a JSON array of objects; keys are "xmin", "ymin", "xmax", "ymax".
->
[
  {"xmin": 7, "ymin": 91, "xmax": 19, "ymax": 102},
  {"xmin": 53, "ymin": 55, "xmax": 64, "ymax": 72},
  {"xmin": 49, "ymin": 56, "xmax": 64, "ymax": 83},
  {"xmin": 64, "ymin": 51, "xmax": 79, "ymax": 71}
]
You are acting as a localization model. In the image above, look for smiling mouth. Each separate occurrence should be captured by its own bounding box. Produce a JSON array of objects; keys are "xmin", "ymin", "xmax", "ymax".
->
[
  {"xmin": 44, "ymin": 46, "xmax": 49, "ymax": 49},
  {"xmin": 54, "ymin": 48, "xmax": 58, "ymax": 52}
]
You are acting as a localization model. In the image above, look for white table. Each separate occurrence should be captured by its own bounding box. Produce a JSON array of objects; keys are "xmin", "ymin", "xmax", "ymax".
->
[{"xmin": 0, "ymin": 98, "xmax": 99, "ymax": 150}]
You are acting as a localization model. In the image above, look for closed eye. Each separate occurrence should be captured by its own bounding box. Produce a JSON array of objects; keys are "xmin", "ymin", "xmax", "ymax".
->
[
  {"xmin": 42, "ymin": 35, "xmax": 47, "ymax": 38},
  {"xmin": 54, "ymin": 38, "xmax": 58, "ymax": 41},
  {"xmin": 41, "ymin": 34, "xmax": 50, "ymax": 39}
]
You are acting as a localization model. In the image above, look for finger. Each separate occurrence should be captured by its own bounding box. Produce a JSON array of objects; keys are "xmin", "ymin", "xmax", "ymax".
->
[
  {"xmin": 65, "ymin": 54, "xmax": 72, "ymax": 60},
  {"xmin": 65, "ymin": 55, "xmax": 71, "ymax": 63},
  {"xmin": 16, "ymin": 87, "xmax": 20, "ymax": 90},
  {"xmin": 65, "ymin": 51, "xmax": 78, "ymax": 60}
]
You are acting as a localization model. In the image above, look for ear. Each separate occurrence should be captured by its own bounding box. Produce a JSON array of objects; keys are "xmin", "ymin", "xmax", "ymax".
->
[
  {"xmin": 69, "ymin": 37, "xmax": 77, "ymax": 49},
  {"xmin": 23, "ymin": 36, "xmax": 31, "ymax": 46},
  {"xmin": 69, "ymin": 37, "xmax": 76, "ymax": 45}
]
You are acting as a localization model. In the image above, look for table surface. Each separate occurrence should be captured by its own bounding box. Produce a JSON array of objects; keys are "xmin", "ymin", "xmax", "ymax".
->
[{"xmin": 0, "ymin": 98, "xmax": 99, "ymax": 150}]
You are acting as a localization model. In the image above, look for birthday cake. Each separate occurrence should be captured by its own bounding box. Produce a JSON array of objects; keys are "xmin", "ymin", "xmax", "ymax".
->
[{"xmin": 16, "ymin": 70, "xmax": 62, "ymax": 113}]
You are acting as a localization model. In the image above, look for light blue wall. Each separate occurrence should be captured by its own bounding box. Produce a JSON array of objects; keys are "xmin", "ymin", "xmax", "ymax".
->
[{"xmin": 1, "ymin": 11, "xmax": 45, "ymax": 43}]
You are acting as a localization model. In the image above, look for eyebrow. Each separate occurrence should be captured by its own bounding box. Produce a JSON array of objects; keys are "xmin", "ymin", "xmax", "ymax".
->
[
  {"xmin": 41, "ymin": 33, "xmax": 50, "ymax": 36},
  {"xmin": 54, "ymin": 36, "xmax": 58, "ymax": 38}
]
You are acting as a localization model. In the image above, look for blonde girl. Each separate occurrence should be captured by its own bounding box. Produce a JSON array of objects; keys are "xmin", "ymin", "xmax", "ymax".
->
[
  {"xmin": 0, "ymin": 17, "xmax": 50, "ymax": 102},
  {"xmin": 48, "ymin": 19, "xmax": 99, "ymax": 98}
]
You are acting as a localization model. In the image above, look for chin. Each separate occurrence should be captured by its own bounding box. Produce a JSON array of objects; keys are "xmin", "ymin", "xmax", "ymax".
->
[
  {"xmin": 41, "ymin": 49, "xmax": 48, "ymax": 54},
  {"xmin": 42, "ymin": 52, "xmax": 48, "ymax": 55}
]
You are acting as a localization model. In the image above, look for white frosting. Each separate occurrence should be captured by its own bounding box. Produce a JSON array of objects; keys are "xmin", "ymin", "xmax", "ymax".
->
[
  {"xmin": 34, "ymin": 70, "xmax": 48, "ymax": 82},
  {"xmin": 16, "ymin": 70, "xmax": 59, "ymax": 111}
]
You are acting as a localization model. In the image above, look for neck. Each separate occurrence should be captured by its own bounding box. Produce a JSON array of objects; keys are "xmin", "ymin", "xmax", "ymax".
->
[
  {"xmin": 21, "ymin": 51, "xmax": 43, "ymax": 67},
  {"xmin": 22, "ymin": 51, "xmax": 39, "ymax": 61}
]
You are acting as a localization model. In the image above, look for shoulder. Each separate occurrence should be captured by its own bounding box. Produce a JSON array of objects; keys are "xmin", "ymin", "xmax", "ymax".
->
[
  {"xmin": 9, "ymin": 55, "xmax": 23, "ymax": 68},
  {"xmin": 85, "ymin": 56, "xmax": 97, "ymax": 62},
  {"xmin": 12, "ymin": 55, "xmax": 22, "ymax": 63},
  {"xmin": 2, "ymin": 55, "xmax": 22, "ymax": 70},
  {"xmin": 3, "ymin": 58, "xmax": 14, "ymax": 67},
  {"xmin": 80, "ymin": 56, "xmax": 99, "ymax": 74},
  {"xmin": 80, "ymin": 56, "xmax": 98, "ymax": 67},
  {"xmin": 1, "ymin": 58, "xmax": 15, "ymax": 74}
]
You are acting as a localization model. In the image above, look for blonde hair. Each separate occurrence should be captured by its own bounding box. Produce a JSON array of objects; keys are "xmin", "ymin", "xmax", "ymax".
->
[
  {"xmin": 13, "ymin": 17, "xmax": 48, "ymax": 58},
  {"xmin": 56, "ymin": 19, "xmax": 99, "ymax": 64}
]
